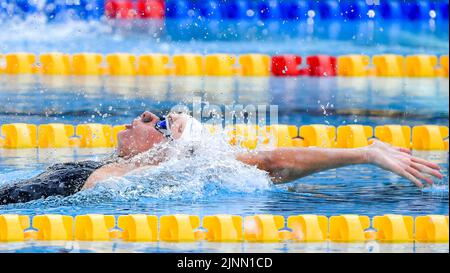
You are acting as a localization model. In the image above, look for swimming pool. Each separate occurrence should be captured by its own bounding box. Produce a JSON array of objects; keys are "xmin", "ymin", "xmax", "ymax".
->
[
  {"xmin": 0, "ymin": 73, "xmax": 448, "ymax": 252},
  {"xmin": 0, "ymin": 3, "xmax": 449, "ymax": 253}
]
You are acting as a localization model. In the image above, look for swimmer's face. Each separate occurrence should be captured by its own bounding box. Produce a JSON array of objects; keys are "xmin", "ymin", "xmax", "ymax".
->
[{"xmin": 117, "ymin": 111, "xmax": 167, "ymax": 157}]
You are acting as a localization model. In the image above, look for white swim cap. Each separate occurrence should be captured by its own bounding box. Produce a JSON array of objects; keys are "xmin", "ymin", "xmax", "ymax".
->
[{"xmin": 179, "ymin": 115, "xmax": 204, "ymax": 142}]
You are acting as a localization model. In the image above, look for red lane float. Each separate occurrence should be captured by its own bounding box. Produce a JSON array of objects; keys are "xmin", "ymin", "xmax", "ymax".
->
[
  {"xmin": 271, "ymin": 55, "xmax": 303, "ymax": 76},
  {"xmin": 303, "ymin": 55, "xmax": 337, "ymax": 77},
  {"xmin": 136, "ymin": 0, "xmax": 165, "ymax": 19},
  {"xmin": 271, "ymin": 55, "xmax": 337, "ymax": 77},
  {"xmin": 105, "ymin": 0, "xmax": 165, "ymax": 19},
  {"xmin": 105, "ymin": 0, "xmax": 136, "ymax": 19}
]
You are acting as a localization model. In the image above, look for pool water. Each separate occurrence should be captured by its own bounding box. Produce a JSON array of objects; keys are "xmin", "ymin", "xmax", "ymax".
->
[
  {"xmin": 0, "ymin": 76, "xmax": 448, "ymax": 125},
  {"xmin": 0, "ymin": 75, "xmax": 448, "ymax": 254},
  {"xmin": 0, "ymin": 18, "xmax": 448, "ymax": 253},
  {"xmin": 0, "ymin": 241, "xmax": 448, "ymax": 253}
]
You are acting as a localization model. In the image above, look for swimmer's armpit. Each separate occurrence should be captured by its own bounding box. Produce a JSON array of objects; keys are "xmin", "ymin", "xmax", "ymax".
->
[{"xmin": 82, "ymin": 163, "xmax": 137, "ymax": 190}]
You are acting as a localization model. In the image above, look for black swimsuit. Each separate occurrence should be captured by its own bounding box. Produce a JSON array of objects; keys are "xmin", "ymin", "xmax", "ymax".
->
[{"xmin": 0, "ymin": 160, "xmax": 105, "ymax": 205}]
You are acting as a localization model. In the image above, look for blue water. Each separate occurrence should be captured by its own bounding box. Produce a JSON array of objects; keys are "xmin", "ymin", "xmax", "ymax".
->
[
  {"xmin": 0, "ymin": 18, "xmax": 448, "ymax": 253},
  {"xmin": 0, "ymin": 76, "xmax": 448, "ymax": 125}
]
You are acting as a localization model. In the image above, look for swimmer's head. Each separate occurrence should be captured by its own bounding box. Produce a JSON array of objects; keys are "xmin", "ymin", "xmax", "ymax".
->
[
  {"xmin": 117, "ymin": 111, "xmax": 202, "ymax": 158},
  {"xmin": 117, "ymin": 111, "xmax": 167, "ymax": 158}
]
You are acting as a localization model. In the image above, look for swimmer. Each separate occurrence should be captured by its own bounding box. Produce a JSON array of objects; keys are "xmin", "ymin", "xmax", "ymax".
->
[{"xmin": 0, "ymin": 111, "xmax": 443, "ymax": 205}]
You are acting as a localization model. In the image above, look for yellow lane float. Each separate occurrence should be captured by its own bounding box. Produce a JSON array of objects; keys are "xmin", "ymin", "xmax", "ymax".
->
[
  {"xmin": 405, "ymin": 55, "xmax": 438, "ymax": 77},
  {"xmin": 238, "ymin": 54, "xmax": 271, "ymax": 77},
  {"xmin": 415, "ymin": 215, "xmax": 449, "ymax": 243},
  {"xmin": 159, "ymin": 214, "xmax": 200, "ymax": 242},
  {"xmin": 172, "ymin": 54, "xmax": 204, "ymax": 76},
  {"xmin": 336, "ymin": 125, "xmax": 373, "ymax": 148},
  {"xmin": 329, "ymin": 215, "xmax": 371, "ymax": 242},
  {"xmin": 299, "ymin": 125, "xmax": 336, "ymax": 148},
  {"xmin": 372, "ymin": 54, "xmax": 404, "ymax": 77},
  {"xmin": 1, "ymin": 123, "xmax": 37, "ymax": 148},
  {"xmin": 38, "ymin": 124, "xmax": 79, "ymax": 148},
  {"xmin": 40, "ymin": 53, "xmax": 71, "ymax": 75},
  {"xmin": 205, "ymin": 54, "xmax": 236, "ymax": 76},
  {"xmin": 106, "ymin": 53, "xmax": 137, "ymax": 76},
  {"xmin": 0, "ymin": 215, "xmax": 30, "ymax": 242},
  {"xmin": 412, "ymin": 125, "xmax": 449, "ymax": 151},
  {"xmin": 138, "ymin": 54, "xmax": 170, "ymax": 76},
  {"xmin": 118, "ymin": 214, "xmax": 158, "ymax": 242},
  {"xmin": 373, "ymin": 214, "xmax": 414, "ymax": 243},
  {"xmin": 0, "ymin": 53, "xmax": 447, "ymax": 77},
  {"xmin": 0, "ymin": 214, "xmax": 448, "ymax": 243},
  {"xmin": 287, "ymin": 215, "xmax": 328, "ymax": 242},
  {"xmin": 227, "ymin": 124, "xmax": 260, "ymax": 149},
  {"xmin": 375, "ymin": 125, "xmax": 411, "ymax": 149},
  {"xmin": 76, "ymin": 124, "xmax": 114, "ymax": 148},
  {"xmin": 72, "ymin": 53, "xmax": 104, "ymax": 75},
  {"xmin": 75, "ymin": 214, "xmax": 116, "ymax": 241},
  {"xmin": 439, "ymin": 55, "xmax": 449, "ymax": 77},
  {"xmin": 265, "ymin": 124, "xmax": 298, "ymax": 147},
  {"xmin": 33, "ymin": 214, "xmax": 73, "ymax": 241},
  {"xmin": 337, "ymin": 55, "xmax": 371, "ymax": 77},
  {"xmin": 244, "ymin": 215, "xmax": 286, "ymax": 242},
  {"xmin": 1, "ymin": 123, "xmax": 448, "ymax": 150},
  {"xmin": 203, "ymin": 215, "xmax": 243, "ymax": 242},
  {"xmin": 4, "ymin": 53, "xmax": 36, "ymax": 74}
]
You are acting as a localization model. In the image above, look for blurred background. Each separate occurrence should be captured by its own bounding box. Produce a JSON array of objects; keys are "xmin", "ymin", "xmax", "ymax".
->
[
  {"xmin": 0, "ymin": 0, "xmax": 448, "ymax": 54},
  {"xmin": 0, "ymin": 0, "xmax": 448, "ymax": 127}
]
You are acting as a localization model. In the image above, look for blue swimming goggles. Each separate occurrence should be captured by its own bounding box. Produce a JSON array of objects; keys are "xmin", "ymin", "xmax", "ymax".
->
[{"xmin": 155, "ymin": 116, "xmax": 173, "ymax": 139}]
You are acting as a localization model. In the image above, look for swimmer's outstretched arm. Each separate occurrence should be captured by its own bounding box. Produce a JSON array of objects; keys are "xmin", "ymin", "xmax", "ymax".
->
[{"xmin": 236, "ymin": 140, "xmax": 443, "ymax": 188}]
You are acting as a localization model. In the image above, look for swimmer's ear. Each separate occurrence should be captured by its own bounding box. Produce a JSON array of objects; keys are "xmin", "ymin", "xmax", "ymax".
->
[
  {"xmin": 177, "ymin": 122, "xmax": 185, "ymax": 134},
  {"xmin": 167, "ymin": 112, "xmax": 184, "ymax": 125}
]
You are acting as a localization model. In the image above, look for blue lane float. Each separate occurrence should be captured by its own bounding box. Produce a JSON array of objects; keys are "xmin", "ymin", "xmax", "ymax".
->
[
  {"xmin": 378, "ymin": 0, "xmax": 403, "ymax": 19},
  {"xmin": 339, "ymin": 0, "xmax": 373, "ymax": 21},
  {"xmin": 220, "ymin": 0, "xmax": 255, "ymax": 20},
  {"xmin": 257, "ymin": 0, "xmax": 281, "ymax": 20},
  {"xmin": 439, "ymin": 1, "xmax": 449, "ymax": 19},
  {"xmin": 1, "ymin": 0, "xmax": 449, "ymax": 21},
  {"xmin": 279, "ymin": 0, "xmax": 311, "ymax": 20},
  {"xmin": 165, "ymin": 0, "xmax": 190, "ymax": 18},
  {"xmin": 14, "ymin": 0, "xmax": 40, "ymax": 14},
  {"xmin": 198, "ymin": 0, "xmax": 222, "ymax": 19},
  {"xmin": 401, "ymin": 0, "xmax": 433, "ymax": 20},
  {"xmin": 1, "ymin": 0, "xmax": 104, "ymax": 20},
  {"xmin": 316, "ymin": 0, "xmax": 341, "ymax": 20},
  {"xmin": 45, "ymin": 0, "xmax": 105, "ymax": 20}
]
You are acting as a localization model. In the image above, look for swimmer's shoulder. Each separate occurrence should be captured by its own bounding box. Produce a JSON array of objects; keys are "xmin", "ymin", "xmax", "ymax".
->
[
  {"xmin": 82, "ymin": 162, "xmax": 137, "ymax": 190},
  {"xmin": 46, "ymin": 160, "xmax": 106, "ymax": 171}
]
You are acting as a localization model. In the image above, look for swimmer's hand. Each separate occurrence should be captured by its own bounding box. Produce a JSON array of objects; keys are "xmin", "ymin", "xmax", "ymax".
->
[{"xmin": 364, "ymin": 140, "xmax": 443, "ymax": 188}]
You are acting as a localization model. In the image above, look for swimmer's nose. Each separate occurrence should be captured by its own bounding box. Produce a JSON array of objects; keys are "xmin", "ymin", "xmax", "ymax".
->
[
  {"xmin": 141, "ymin": 111, "xmax": 152, "ymax": 123},
  {"xmin": 141, "ymin": 111, "xmax": 159, "ymax": 124}
]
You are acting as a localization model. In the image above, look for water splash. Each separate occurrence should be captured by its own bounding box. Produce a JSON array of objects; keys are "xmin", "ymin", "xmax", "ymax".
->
[{"xmin": 7, "ymin": 129, "xmax": 271, "ymax": 207}]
